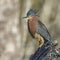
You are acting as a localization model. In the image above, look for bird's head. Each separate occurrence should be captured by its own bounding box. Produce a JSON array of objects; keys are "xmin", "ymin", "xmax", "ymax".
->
[{"xmin": 23, "ymin": 9, "xmax": 38, "ymax": 20}]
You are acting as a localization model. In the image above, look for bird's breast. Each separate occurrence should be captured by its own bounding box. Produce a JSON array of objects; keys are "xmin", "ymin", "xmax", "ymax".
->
[{"xmin": 28, "ymin": 18, "xmax": 38, "ymax": 36}]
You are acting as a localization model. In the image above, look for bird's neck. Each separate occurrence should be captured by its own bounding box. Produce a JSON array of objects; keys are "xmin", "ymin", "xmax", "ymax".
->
[
  {"xmin": 28, "ymin": 16, "xmax": 38, "ymax": 36},
  {"xmin": 29, "ymin": 16, "xmax": 38, "ymax": 22}
]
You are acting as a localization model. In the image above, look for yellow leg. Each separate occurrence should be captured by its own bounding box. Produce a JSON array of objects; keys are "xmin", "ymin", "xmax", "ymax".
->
[
  {"xmin": 34, "ymin": 33, "xmax": 44, "ymax": 48},
  {"xmin": 38, "ymin": 36, "xmax": 44, "ymax": 47}
]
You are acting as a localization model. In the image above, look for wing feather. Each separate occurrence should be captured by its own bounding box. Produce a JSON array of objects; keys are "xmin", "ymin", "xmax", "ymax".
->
[{"xmin": 36, "ymin": 20, "xmax": 51, "ymax": 41}]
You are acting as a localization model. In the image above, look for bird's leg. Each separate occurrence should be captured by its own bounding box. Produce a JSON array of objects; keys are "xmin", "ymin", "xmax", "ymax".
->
[
  {"xmin": 38, "ymin": 36, "xmax": 44, "ymax": 47},
  {"xmin": 35, "ymin": 33, "xmax": 44, "ymax": 48}
]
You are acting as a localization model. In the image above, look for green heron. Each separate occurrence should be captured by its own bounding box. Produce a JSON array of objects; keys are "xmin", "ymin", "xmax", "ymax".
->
[{"xmin": 23, "ymin": 9, "xmax": 52, "ymax": 48}]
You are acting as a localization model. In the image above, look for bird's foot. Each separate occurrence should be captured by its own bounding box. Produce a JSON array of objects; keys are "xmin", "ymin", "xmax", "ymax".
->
[{"xmin": 38, "ymin": 40, "xmax": 44, "ymax": 48}]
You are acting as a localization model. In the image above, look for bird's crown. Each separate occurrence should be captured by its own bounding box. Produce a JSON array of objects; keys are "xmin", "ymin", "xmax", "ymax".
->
[{"xmin": 27, "ymin": 9, "xmax": 37, "ymax": 16}]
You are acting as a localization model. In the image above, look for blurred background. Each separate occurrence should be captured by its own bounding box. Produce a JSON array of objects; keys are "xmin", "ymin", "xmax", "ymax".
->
[{"xmin": 0, "ymin": 0, "xmax": 60, "ymax": 60}]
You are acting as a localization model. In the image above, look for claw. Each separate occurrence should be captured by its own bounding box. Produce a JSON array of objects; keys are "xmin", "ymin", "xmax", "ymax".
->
[{"xmin": 38, "ymin": 38, "xmax": 44, "ymax": 48}]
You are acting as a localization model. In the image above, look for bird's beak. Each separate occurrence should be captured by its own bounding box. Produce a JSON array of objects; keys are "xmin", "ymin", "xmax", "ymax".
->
[
  {"xmin": 23, "ymin": 16, "xmax": 29, "ymax": 19},
  {"xmin": 23, "ymin": 16, "xmax": 27, "ymax": 18},
  {"xmin": 22, "ymin": 16, "xmax": 29, "ymax": 22}
]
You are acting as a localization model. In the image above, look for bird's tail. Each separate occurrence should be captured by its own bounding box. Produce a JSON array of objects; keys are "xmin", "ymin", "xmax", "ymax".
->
[{"xmin": 48, "ymin": 39, "xmax": 58, "ymax": 46}]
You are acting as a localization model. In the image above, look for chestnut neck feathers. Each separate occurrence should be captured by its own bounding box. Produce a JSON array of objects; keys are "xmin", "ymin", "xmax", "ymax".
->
[{"xmin": 28, "ymin": 16, "xmax": 38, "ymax": 37}]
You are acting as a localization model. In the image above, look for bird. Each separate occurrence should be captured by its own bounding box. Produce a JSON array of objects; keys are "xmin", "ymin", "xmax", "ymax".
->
[{"xmin": 23, "ymin": 9, "xmax": 52, "ymax": 48}]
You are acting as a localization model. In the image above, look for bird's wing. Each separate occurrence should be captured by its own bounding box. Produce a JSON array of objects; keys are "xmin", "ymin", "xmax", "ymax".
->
[{"xmin": 36, "ymin": 20, "xmax": 51, "ymax": 41}]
